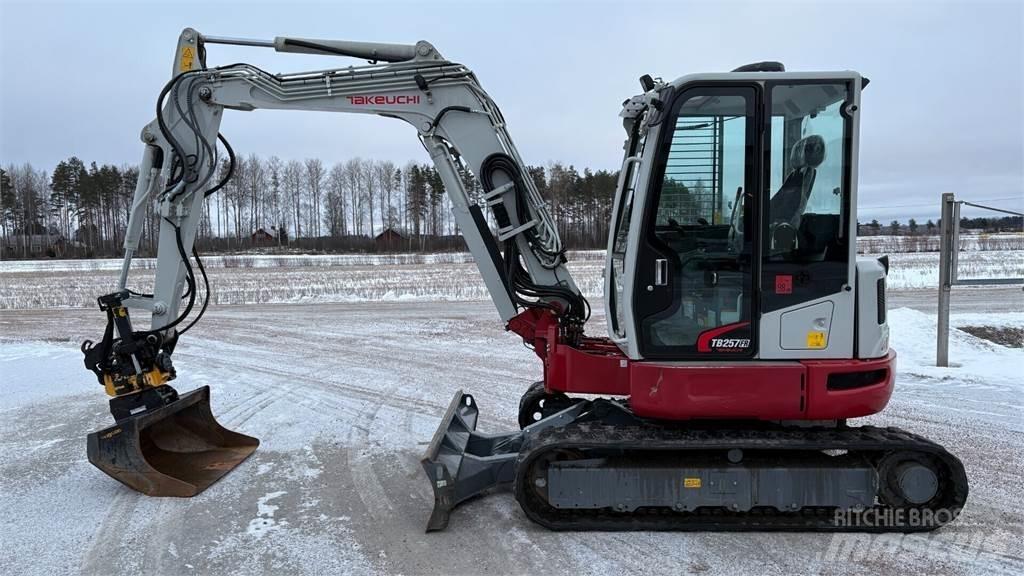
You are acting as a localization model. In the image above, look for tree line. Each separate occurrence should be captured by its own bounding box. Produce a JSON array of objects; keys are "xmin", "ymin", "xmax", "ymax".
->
[
  {"xmin": 4, "ymin": 156, "xmax": 1016, "ymax": 259},
  {"xmin": 858, "ymin": 216, "xmax": 1022, "ymax": 236},
  {"xmin": 1, "ymin": 156, "xmax": 619, "ymax": 258}
]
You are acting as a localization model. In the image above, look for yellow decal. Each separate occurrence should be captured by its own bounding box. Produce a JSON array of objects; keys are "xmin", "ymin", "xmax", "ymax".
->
[
  {"xmin": 684, "ymin": 477, "xmax": 702, "ymax": 489},
  {"xmin": 180, "ymin": 46, "xmax": 195, "ymax": 72},
  {"xmin": 807, "ymin": 331, "xmax": 827, "ymax": 349},
  {"xmin": 145, "ymin": 369, "xmax": 167, "ymax": 387},
  {"xmin": 101, "ymin": 428, "xmax": 122, "ymax": 440}
]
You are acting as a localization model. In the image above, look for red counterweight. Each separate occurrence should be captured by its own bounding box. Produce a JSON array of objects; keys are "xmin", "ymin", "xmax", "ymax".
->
[{"xmin": 507, "ymin": 309, "xmax": 895, "ymax": 422}]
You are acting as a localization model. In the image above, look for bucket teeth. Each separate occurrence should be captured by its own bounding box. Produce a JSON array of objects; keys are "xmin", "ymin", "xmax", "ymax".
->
[{"xmin": 87, "ymin": 386, "xmax": 258, "ymax": 496}]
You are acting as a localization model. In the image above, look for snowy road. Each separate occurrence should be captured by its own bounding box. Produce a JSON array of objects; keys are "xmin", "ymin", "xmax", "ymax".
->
[{"xmin": 1, "ymin": 295, "xmax": 1023, "ymax": 575}]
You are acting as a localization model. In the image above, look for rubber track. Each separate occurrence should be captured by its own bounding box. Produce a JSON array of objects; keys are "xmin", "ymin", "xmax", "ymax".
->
[{"xmin": 514, "ymin": 423, "xmax": 968, "ymax": 532}]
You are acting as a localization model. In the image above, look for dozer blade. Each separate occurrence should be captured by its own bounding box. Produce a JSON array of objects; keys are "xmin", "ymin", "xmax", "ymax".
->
[
  {"xmin": 87, "ymin": 386, "xmax": 258, "ymax": 497},
  {"xmin": 420, "ymin": 390, "xmax": 586, "ymax": 531}
]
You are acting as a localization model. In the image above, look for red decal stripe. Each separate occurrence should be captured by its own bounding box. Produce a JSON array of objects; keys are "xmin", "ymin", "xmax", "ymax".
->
[{"xmin": 696, "ymin": 322, "xmax": 750, "ymax": 352}]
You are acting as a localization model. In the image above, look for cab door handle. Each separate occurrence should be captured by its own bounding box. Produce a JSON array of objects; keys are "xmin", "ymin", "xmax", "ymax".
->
[{"xmin": 654, "ymin": 258, "xmax": 668, "ymax": 286}]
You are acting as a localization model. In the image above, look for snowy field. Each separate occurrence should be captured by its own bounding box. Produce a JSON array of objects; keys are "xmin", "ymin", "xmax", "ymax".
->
[
  {"xmin": 0, "ymin": 251, "xmax": 604, "ymax": 309},
  {"xmin": 0, "ymin": 248, "xmax": 1020, "ymax": 309},
  {"xmin": 1, "ymin": 295, "xmax": 1023, "ymax": 575},
  {"xmin": 856, "ymin": 233, "xmax": 1023, "ymax": 254},
  {"xmin": 0, "ymin": 256, "xmax": 1022, "ymax": 575}
]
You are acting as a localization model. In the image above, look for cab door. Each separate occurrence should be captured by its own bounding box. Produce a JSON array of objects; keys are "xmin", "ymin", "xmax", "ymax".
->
[
  {"xmin": 631, "ymin": 86, "xmax": 760, "ymax": 359},
  {"xmin": 759, "ymin": 79, "xmax": 858, "ymax": 359}
]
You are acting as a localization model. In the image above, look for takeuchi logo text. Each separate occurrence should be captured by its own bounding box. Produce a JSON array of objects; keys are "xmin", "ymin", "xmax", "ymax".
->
[{"xmin": 347, "ymin": 95, "xmax": 421, "ymax": 105}]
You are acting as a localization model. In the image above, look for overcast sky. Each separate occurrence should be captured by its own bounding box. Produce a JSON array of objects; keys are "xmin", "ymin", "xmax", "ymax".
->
[{"xmin": 1, "ymin": 0, "xmax": 1021, "ymax": 221}]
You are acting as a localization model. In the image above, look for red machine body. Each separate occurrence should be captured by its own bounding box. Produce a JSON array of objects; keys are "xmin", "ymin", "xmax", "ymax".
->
[{"xmin": 508, "ymin": 308, "xmax": 894, "ymax": 422}]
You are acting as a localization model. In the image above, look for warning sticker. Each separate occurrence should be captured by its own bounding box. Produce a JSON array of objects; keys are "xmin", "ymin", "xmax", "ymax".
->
[
  {"xmin": 807, "ymin": 331, "xmax": 827, "ymax": 349},
  {"xmin": 683, "ymin": 477, "xmax": 702, "ymax": 489},
  {"xmin": 775, "ymin": 274, "xmax": 793, "ymax": 294},
  {"xmin": 180, "ymin": 46, "xmax": 195, "ymax": 72}
]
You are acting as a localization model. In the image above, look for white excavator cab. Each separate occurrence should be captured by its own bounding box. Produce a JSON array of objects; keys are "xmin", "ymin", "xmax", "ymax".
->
[{"xmin": 606, "ymin": 70, "xmax": 877, "ymax": 363}]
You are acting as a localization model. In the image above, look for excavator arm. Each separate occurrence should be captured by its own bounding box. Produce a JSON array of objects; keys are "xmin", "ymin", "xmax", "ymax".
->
[
  {"xmin": 82, "ymin": 27, "xmax": 586, "ymax": 497},
  {"xmin": 114, "ymin": 28, "xmax": 584, "ymax": 330}
]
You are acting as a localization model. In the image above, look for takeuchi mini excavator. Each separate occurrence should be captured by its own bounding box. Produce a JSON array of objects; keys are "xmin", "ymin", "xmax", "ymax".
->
[{"xmin": 82, "ymin": 28, "xmax": 968, "ymax": 532}]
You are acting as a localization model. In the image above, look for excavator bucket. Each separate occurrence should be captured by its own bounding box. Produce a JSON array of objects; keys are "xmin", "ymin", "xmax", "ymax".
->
[{"xmin": 87, "ymin": 386, "xmax": 258, "ymax": 497}]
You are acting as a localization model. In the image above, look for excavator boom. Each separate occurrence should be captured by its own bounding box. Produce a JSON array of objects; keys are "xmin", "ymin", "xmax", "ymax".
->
[{"xmin": 83, "ymin": 27, "xmax": 586, "ymax": 498}]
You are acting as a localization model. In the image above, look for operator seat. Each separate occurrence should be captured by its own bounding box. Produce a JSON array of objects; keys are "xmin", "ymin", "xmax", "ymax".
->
[{"xmin": 769, "ymin": 134, "xmax": 825, "ymax": 251}]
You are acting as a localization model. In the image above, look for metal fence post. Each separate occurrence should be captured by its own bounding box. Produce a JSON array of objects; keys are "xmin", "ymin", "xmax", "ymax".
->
[
  {"xmin": 935, "ymin": 193, "xmax": 1023, "ymax": 367},
  {"xmin": 951, "ymin": 201, "xmax": 960, "ymax": 283},
  {"xmin": 936, "ymin": 193, "xmax": 954, "ymax": 367}
]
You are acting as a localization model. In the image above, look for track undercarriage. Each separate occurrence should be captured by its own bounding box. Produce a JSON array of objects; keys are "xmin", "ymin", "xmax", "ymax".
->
[{"xmin": 422, "ymin": 390, "xmax": 968, "ymax": 532}]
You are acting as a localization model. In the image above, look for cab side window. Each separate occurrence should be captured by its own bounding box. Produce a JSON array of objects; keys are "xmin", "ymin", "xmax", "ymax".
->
[{"xmin": 763, "ymin": 82, "xmax": 852, "ymax": 311}]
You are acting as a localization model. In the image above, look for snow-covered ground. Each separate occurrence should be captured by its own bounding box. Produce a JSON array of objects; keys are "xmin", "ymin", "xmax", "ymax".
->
[
  {"xmin": 857, "ymin": 232, "xmax": 1024, "ymax": 254},
  {"xmin": 0, "ymin": 251, "xmax": 606, "ymax": 273},
  {"xmin": 0, "ymin": 248, "xmax": 1020, "ymax": 309},
  {"xmin": 883, "ymin": 250, "xmax": 1023, "ymax": 290},
  {"xmin": 1, "ymin": 289, "xmax": 1022, "ymax": 575},
  {"xmin": 0, "ymin": 252, "xmax": 605, "ymax": 309}
]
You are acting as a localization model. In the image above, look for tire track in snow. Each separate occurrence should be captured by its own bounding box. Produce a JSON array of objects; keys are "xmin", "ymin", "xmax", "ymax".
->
[
  {"xmin": 182, "ymin": 327, "xmax": 551, "ymax": 569},
  {"xmin": 218, "ymin": 386, "xmax": 290, "ymax": 428},
  {"xmin": 182, "ymin": 352, "xmax": 446, "ymax": 423},
  {"xmin": 344, "ymin": 381, "xmax": 401, "ymax": 521},
  {"xmin": 79, "ymin": 491, "xmax": 141, "ymax": 575}
]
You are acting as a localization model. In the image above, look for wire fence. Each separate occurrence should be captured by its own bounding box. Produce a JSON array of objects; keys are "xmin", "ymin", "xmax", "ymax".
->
[{"xmin": 936, "ymin": 193, "xmax": 1024, "ymax": 366}]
